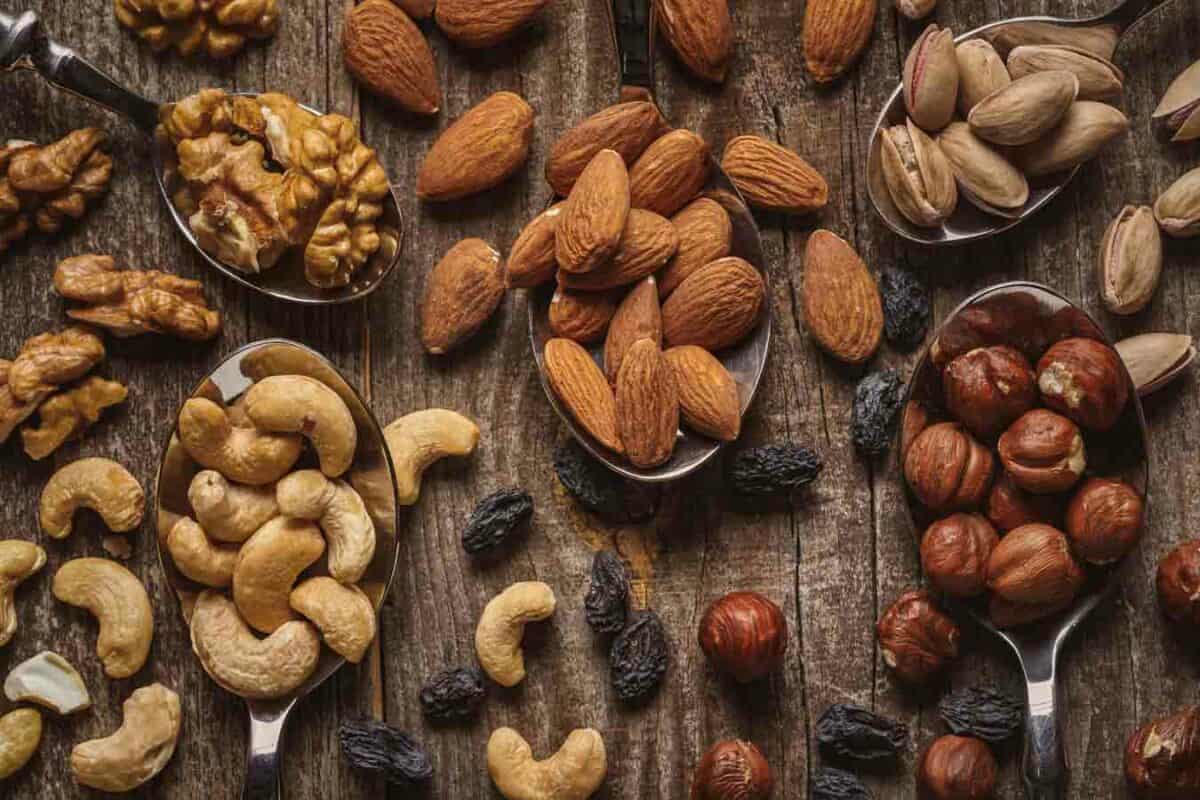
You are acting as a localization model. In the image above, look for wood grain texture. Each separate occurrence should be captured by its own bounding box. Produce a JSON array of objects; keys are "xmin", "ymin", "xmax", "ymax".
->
[{"xmin": 0, "ymin": 0, "xmax": 1197, "ymax": 797}]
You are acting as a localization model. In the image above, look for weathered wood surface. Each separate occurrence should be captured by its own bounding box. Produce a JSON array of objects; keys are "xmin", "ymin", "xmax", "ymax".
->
[{"xmin": 0, "ymin": 0, "xmax": 1197, "ymax": 797}]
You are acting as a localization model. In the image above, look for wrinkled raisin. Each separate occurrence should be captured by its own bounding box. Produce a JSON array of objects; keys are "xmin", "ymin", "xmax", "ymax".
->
[
  {"xmin": 727, "ymin": 443, "xmax": 822, "ymax": 496},
  {"xmin": 610, "ymin": 610, "xmax": 669, "ymax": 703},
  {"xmin": 851, "ymin": 370, "xmax": 903, "ymax": 455},
  {"xmin": 419, "ymin": 667, "xmax": 486, "ymax": 723},
  {"xmin": 585, "ymin": 550, "xmax": 631, "ymax": 635},
  {"xmin": 881, "ymin": 266, "xmax": 929, "ymax": 351},
  {"xmin": 339, "ymin": 719, "xmax": 433, "ymax": 785},
  {"xmin": 938, "ymin": 687, "xmax": 1023, "ymax": 743},
  {"xmin": 461, "ymin": 488, "xmax": 533, "ymax": 555},
  {"xmin": 816, "ymin": 704, "xmax": 908, "ymax": 762},
  {"xmin": 811, "ymin": 767, "xmax": 873, "ymax": 799},
  {"xmin": 553, "ymin": 440, "xmax": 658, "ymax": 521}
]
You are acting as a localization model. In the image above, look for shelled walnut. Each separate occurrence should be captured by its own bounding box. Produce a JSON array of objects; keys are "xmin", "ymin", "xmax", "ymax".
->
[
  {"xmin": 0, "ymin": 327, "xmax": 106, "ymax": 446},
  {"xmin": 21, "ymin": 377, "xmax": 127, "ymax": 460},
  {"xmin": 114, "ymin": 0, "xmax": 281, "ymax": 59}
]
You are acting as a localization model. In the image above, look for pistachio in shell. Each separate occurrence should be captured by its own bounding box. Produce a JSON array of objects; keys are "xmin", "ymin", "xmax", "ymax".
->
[
  {"xmin": 1153, "ymin": 59, "xmax": 1200, "ymax": 143},
  {"xmin": 1098, "ymin": 205, "xmax": 1162, "ymax": 316},
  {"xmin": 1154, "ymin": 166, "xmax": 1200, "ymax": 238},
  {"xmin": 1007, "ymin": 45, "xmax": 1124, "ymax": 102},
  {"xmin": 955, "ymin": 39, "xmax": 1011, "ymax": 116},
  {"xmin": 904, "ymin": 25, "xmax": 960, "ymax": 132},
  {"xmin": 982, "ymin": 21, "xmax": 1118, "ymax": 61},
  {"xmin": 968, "ymin": 70, "xmax": 1079, "ymax": 146},
  {"xmin": 937, "ymin": 122, "xmax": 1029, "ymax": 218},
  {"xmin": 1115, "ymin": 333, "xmax": 1196, "ymax": 397},
  {"xmin": 880, "ymin": 118, "xmax": 959, "ymax": 228},
  {"xmin": 1013, "ymin": 101, "xmax": 1129, "ymax": 177}
]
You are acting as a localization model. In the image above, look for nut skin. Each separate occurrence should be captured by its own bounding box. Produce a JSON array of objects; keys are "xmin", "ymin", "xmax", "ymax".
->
[
  {"xmin": 691, "ymin": 739, "xmax": 773, "ymax": 800},
  {"xmin": 1065, "ymin": 477, "xmax": 1144, "ymax": 564},
  {"xmin": 918, "ymin": 735, "xmax": 998, "ymax": 800},
  {"xmin": 921, "ymin": 513, "xmax": 999, "ymax": 598},
  {"xmin": 943, "ymin": 345, "xmax": 1037, "ymax": 439},
  {"xmin": 697, "ymin": 591, "xmax": 788, "ymax": 683},
  {"xmin": 1125, "ymin": 706, "xmax": 1200, "ymax": 799},
  {"xmin": 904, "ymin": 422, "xmax": 995, "ymax": 512},
  {"xmin": 1156, "ymin": 540, "xmax": 1200, "ymax": 628},
  {"xmin": 997, "ymin": 409, "xmax": 1086, "ymax": 494},
  {"xmin": 986, "ymin": 471, "xmax": 1063, "ymax": 532},
  {"xmin": 986, "ymin": 523, "xmax": 1085, "ymax": 607},
  {"xmin": 876, "ymin": 590, "xmax": 960, "ymax": 684},
  {"xmin": 989, "ymin": 593, "xmax": 1073, "ymax": 629},
  {"xmin": 1036, "ymin": 337, "xmax": 1129, "ymax": 431}
]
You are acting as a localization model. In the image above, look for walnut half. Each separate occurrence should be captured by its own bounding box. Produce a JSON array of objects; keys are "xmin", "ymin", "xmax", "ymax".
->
[{"xmin": 114, "ymin": 0, "xmax": 282, "ymax": 59}]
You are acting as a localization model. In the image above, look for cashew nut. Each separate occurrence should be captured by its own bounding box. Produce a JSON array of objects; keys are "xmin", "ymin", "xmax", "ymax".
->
[
  {"xmin": 190, "ymin": 591, "xmax": 321, "ymax": 699},
  {"xmin": 384, "ymin": 409, "xmax": 480, "ymax": 505},
  {"xmin": 0, "ymin": 708, "xmax": 41, "ymax": 780},
  {"xmin": 52, "ymin": 558, "xmax": 154, "ymax": 679},
  {"xmin": 487, "ymin": 727, "xmax": 607, "ymax": 800},
  {"xmin": 187, "ymin": 470, "xmax": 279, "ymax": 543},
  {"xmin": 70, "ymin": 683, "xmax": 181, "ymax": 792},
  {"xmin": 167, "ymin": 518, "xmax": 239, "ymax": 588},
  {"xmin": 475, "ymin": 581, "xmax": 556, "ymax": 687},
  {"xmin": 177, "ymin": 397, "xmax": 302, "ymax": 485},
  {"xmin": 276, "ymin": 470, "xmax": 375, "ymax": 583},
  {"xmin": 39, "ymin": 457, "xmax": 144, "ymax": 539},
  {"xmin": 232, "ymin": 516, "xmax": 325, "ymax": 633},
  {"xmin": 289, "ymin": 577, "xmax": 376, "ymax": 663},
  {"xmin": 0, "ymin": 540, "xmax": 45, "ymax": 647},
  {"xmin": 4, "ymin": 651, "xmax": 90, "ymax": 715},
  {"xmin": 243, "ymin": 375, "xmax": 358, "ymax": 477}
]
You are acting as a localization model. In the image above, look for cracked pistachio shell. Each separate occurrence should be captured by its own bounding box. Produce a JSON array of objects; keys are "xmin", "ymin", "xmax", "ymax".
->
[
  {"xmin": 937, "ymin": 122, "xmax": 1029, "ymax": 217},
  {"xmin": 1153, "ymin": 59, "xmax": 1200, "ymax": 142},
  {"xmin": 1098, "ymin": 205, "xmax": 1162, "ymax": 315},
  {"xmin": 1013, "ymin": 101, "xmax": 1129, "ymax": 177},
  {"xmin": 1155, "ymin": 167, "xmax": 1200, "ymax": 238},
  {"xmin": 904, "ymin": 25, "xmax": 960, "ymax": 132},
  {"xmin": 956, "ymin": 39, "xmax": 1011, "ymax": 116},
  {"xmin": 1115, "ymin": 333, "xmax": 1195, "ymax": 397},
  {"xmin": 968, "ymin": 70, "xmax": 1079, "ymax": 146},
  {"xmin": 881, "ymin": 118, "xmax": 958, "ymax": 228},
  {"xmin": 1007, "ymin": 45, "xmax": 1124, "ymax": 102}
]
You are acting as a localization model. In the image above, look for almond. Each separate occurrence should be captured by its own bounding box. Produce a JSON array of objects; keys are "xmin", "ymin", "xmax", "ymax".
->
[
  {"xmin": 343, "ymin": 0, "xmax": 440, "ymax": 115},
  {"xmin": 659, "ymin": 197, "xmax": 732, "ymax": 297},
  {"xmin": 555, "ymin": 150, "xmax": 631, "ymax": 274},
  {"xmin": 545, "ymin": 101, "xmax": 670, "ymax": 196},
  {"xmin": 434, "ymin": 0, "xmax": 552, "ymax": 48},
  {"xmin": 391, "ymin": 0, "xmax": 434, "ymax": 19},
  {"xmin": 629, "ymin": 129, "xmax": 711, "ymax": 217},
  {"xmin": 721, "ymin": 135, "xmax": 829, "ymax": 214},
  {"xmin": 616, "ymin": 339, "xmax": 679, "ymax": 468},
  {"xmin": 420, "ymin": 238, "xmax": 506, "ymax": 354},
  {"xmin": 662, "ymin": 256, "xmax": 765, "ymax": 351},
  {"xmin": 543, "ymin": 338, "xmax": 624, "ymax": 453},
  {"xmin": 664, "ymin": 345, "xmax": 741, "ymax": 441},
  {"xmin": 558, "ymin": 209, "xmax": 678, "ymax": 291},
  {"xmin": 417, "ymin": 91, "xmax": 536, "ymax": 201},
  {"xmin": 506, "ymin": 203, "xmax": 564, "ymax": 288},
  {"xmin": 655, "ymin": 0, "xmax": 734, "ymax": 83},
  {"xmin": 548, "ymin": 287, "xmax": 618, "ymax": 343},
  {"xmin": 803, "ymin": 0, "xmax": 877, "ymax": 84},
  {"xmin": 801, "ymin": 229, "xmax": 883, "ymax": 364},
  {"xmin": 605, "ymin": 276, "xmax": 662, "ymax": 383}
]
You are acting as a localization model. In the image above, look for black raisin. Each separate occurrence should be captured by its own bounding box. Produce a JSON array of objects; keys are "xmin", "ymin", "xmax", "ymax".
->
[
  {"xmin": 610, "ymin": 610, "xmax": 668, "ymax": 703},
  {"xmin": 461, "ymin": 488, "xmax": 533, "ymax": 555},
  {"xmin": 727, "ymin": 443, "xmax": 822, "ymax": 496},
  {"xmin": 811, "ymin": 767, "xmax": 874, "ymax": 799},
  {"xmin": 850, "ymin": 370, "xmax": 904, "ymax": 455},
  {"xmin": 585, "ymin": 550, "xmax": 631, "ymax": 635},
  {"xmin": 552, "ymin": 440, "xmax": 657, "ymax": 521},
  {"xmin": 418, "ymin": 666, "xmax": 486, "ymax": 723},
  {"xmin": 881, "ymin": 266, "xmax": 930, "ymax": 352},
  {"xmin": 816, "ymin": 704, "xmax": 908, "ymax": 762},
  {"xmin": 938, "ymin": 687, "xmax": 1023, "ymax": 743},
  {"xmin": 339, "ymin": 719, "xmax": 433, "ymax": 785}
]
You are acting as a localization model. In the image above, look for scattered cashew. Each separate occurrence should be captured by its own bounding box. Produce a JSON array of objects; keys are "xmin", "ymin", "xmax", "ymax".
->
[
  {"xmin": 0, "ymin": 540, "xmax": 45, "ymax": 647},
  {"xmin": 167, "ymin": 518, "xmax": 239, "ymax": 588},
  {"xmin": 190, "ymin": 591, "xmax": 321, "ymax": 699},
  {"xmin": 384, "ymin": 409, "xmax": 479, "ymax": 505},
  {"xmin": 187, "ymin": 469, "xmax": 279, "ymax": 543},
  {"xmin": 289, "ymin": 577, "xmax": 376, "ymax": 663},
  {"xmin": 52, "ymin": 558, "xmax": 154, "ymax": 679},
  {"xmin": 243, "ymin": 375, "xmax": 358, "ymax": 477},
  {"xmin": 0, "ymin": 708, "xmax": 42, "ymax": 780},
  {"xmin": 487, "ymin": 727, "xmax": 607, "ymax": 800},
  {"xmin": 70, "ymin": 683, "xmax": 181, "ymax": 793},
  {"xmin": 177, "ymin": 397, "xmax": 302, "ymax": 485},
  {"xmin": 39, "ymin": 457, "xmax": 144, "ymax": 539},
  {"xmin": 232, "ymin": 516, "xmax": 325, "ymax": 634},
  {"xmin": 4, "ymin": 651, "xmax": 91, "ymax": 715},
  {"xmin": 276, "ymin": 470, "xmax": 375, "ymax": 583},
  {"xmin": 475, "ymin": 581, "xmax": 556, "ymax": 687}
]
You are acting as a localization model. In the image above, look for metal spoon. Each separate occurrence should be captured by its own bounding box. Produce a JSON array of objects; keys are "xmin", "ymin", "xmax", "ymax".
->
[
  {"xmin": 899, "ymin": 282, "xmax": 1150, "ymax": 799},
  {"xmin": 0, "ymin": 10, "xmax": 402, "ymax": 304},
  {"xmin": 868, "ymin": 0, "xmax": 1178, "ymax": 246},
  {"xmin": 528, "ymin": 0, "xmax": 770, "ymax": 483},
  {"xmin": 154, "ymin": 339, "xmax": 400, "ymax": 799}
]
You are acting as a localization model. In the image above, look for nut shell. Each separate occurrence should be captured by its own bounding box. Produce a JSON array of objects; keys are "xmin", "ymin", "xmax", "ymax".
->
[
  {"xmin": 904, "ymin": 25, "xmax": 960, "ymax": 132},
  {"xmin": 1065, "ymin": 477, "xmax": 1143, "ymax": 564},
  {"xmin": 1157, "ymin": 540, "xmax": 1200, "ymax": 627},
  {"xmin": 956, "ymin": 39, "xmax": 1011, "ymax": 115},
  {"xmin": 943, "ymin": 345, "xmax": 1036, "ymax": 439},
  {"xmin": 1036, "ymin": 337, "xmax": 1129, "ymax": 431},
  {"xmin": 1099, "ymin": 205, "xmax": 1163, "ymax": 316},
  {"xmin": 918, "ymin": 735, "xmax": 998, "ymax": 800},
  {"xmin": 921, "ymin": 513, "xmax": 999, "ymax": 598},
  {"xmin": 986, "ymin": 523, "xmax": 1084, "ymax": 607},
  {"xmin": 876, "ymin": 590, "xmax": 959, "ymax": 684},
  {"xmin": 697, "ymin": 591, "xmax": 788, "ymax": 682},
  {"xmin": 691, "ymin": 739, "xmax": 773, "ymax": 800},
  {"xmin": 998, "ymin": 409, "xmax": 1086, "ymax": 494},
  {"xmin": 879, "ymin": 118, "xmax": 958, "ymax": 228},
  {"xmin": 904, "ymin": 422, "xmax": 995, "ymax": 512}
]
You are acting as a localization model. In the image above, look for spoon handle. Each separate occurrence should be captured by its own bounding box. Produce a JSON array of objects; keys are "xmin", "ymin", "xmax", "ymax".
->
[
  {"xmin": 607, "ymin": 0, "xmax": 655, "ymax": 102},
  {"xmin": 1021, "ymin": 675, "xmax": 1068, "ymax": 799},
  {"xmin": 243, "ymin": 705, "xmax": 294, "ymax": 800}
]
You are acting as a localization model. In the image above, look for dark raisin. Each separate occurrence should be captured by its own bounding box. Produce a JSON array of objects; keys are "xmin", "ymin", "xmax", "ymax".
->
[
  {"xmin": 418, "ymin": 667, "xmax": 486, "ymax": 723},
  {"xmin": 585, "ymin": 550, "xmax": 631, "ymax": 635},
  {"xmin": 553, "ymin": 440, "xmax": 657, "ymax": 521},
  {"xmin": 339, "ymin": 719, "xmax": 433, "ymax": 785},
  {"xmin": 610, "ymin": 610, "xmax": 669, "ymax": 703},
  {"xmin": 461, "ymin": 488, "xmax": 533, "ymax": 555},
  {"xmin": 811, "ymin": 767, "xmax": 874, "ymax": 799},
  {"xmin": 816, "ymin": 704, "xmax": 908, "ymax": 762},
  {"xmin": 938, "ymin": 687, "xmax": 1023, "ymax": 743},
  {"xmin": 727, "ymin": 443, "xmax": 822, "ymax": 496},
  {"xmin": 880, "ymin": 266, "xmax": 929, "ymax": 352},
  {"xmin": 850, "ymin": 370, "xmax": 904, "ymax": 455}
]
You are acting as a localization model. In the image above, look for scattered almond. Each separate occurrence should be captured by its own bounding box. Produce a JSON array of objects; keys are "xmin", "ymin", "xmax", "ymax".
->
[
  {"xmin": 721, "ymin": 135, "xmax": 829, "ymax": 214},
  {"xmin": 801, "ymin": 229, "xmax": 882, "ymax": 364},
  {"xmin": 616, "ymin": 339, "xmax": 679, "ymax": 468},
  {"xmin": 665, "ymin": 345, "xmax": 741, "ymax": 441},
  {"xmin": 420, "ymin": 238, "xmax": 506, "ymax": 355},
  {"xmin": 343, "ymin": 0, "xmax": 440, "ymax": 115},
  {"xmin": 662, "ymin": 256, "xmax": 765, "ymax": 351},
  {"xmin": 605, "ymin": 277, "xmax": 662, "ymax": 383},
  {"xmin": 556, "ymin": 150, "xmax": 631, "ymax": 274},
  {"xmin": 545, "ymin": 101, "xmax": 670, "ymax": 196},
  {"xmin": 655, "ymin": 0, "xmax": 734, "ymax": 84},
  {"xmin": 506, "ymin": 204, "xmax": 564, "ymax": 288},
  {"xmin": 435, "ymin": 0, "xmax": 552, "ymax": 48},
  {"xmin": 417, "ymin": 91, "xmax": 536, "ymax": 201},
  {"xmin": 543, "ymin": 338, "xmax": 624, "ymax": 453},
  {"xmin": 803, "ymin": 0, "xmax": 877, "ymax": 84},
  {"xmin": 558, "ymin": 209, "xmax": 678, "ymax": 291},
  {"xmin": 659, "ymin": 197, "xmax": 732, "ymax": 297},
  {"xmin": 629, "ymin": 129, "xmax": 711, "ymax": 217},
  {"xmin": 548, "ymin": 288, "xmax": 618, "ymax": 343}
]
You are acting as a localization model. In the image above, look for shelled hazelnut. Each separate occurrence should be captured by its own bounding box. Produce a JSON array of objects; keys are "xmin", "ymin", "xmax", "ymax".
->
[
  {"xmin": 691, "ymin": 739, "xmax": 772, "ymax": 800},
  {"xmin": 1065, "ymin": 477, "xmax": 1144, "ymax": 564},
  {"xmin": 1156, "ymin": 541, "xmax": 1200, "ymax": 627},
  {"xmin": 1036, "ymin": 337, "xmax": 1129, "ymax": 431},
  {"xmin": 997, "ymin": 409, "xmax": 1085, "ymax": 494},
  {"xmin": 943, "ymin": 345, "xmax": 1037, "ymax": 439},
  {"xmin": 900, "ymin": 399, "xmax": 932, "ymax": 459},
  {"xmin": 986, "ymin": 523, "xmax": 1085, "ymax": 607},
  {"xmin": 1125, "ymin": 705, "xmax": 1200, "ymax": 798},
  {"xmin": 989, "ymin": 594, "xmax": 1073, "ymax": 629},
  {"xmin": 917, "ymin": 735, "xmax": 998, "ymax": 800},
  {"xmin": 921, "ymin": 513, "xmax": 999, "ymax": 598},
  {"xmin": 877, "ymin": 590, "xmax": 960, "ymax": 684},
  {"xmin": 697, "ymin": 591, "xmax": 788, "ymax": 683},
  {"xmin": 986, "ymin": 472, "xmax": 1062, "ymax": 532},
  {"xmin": 904, "ymin": 422, "xmax": 995, "ymax": 512}
]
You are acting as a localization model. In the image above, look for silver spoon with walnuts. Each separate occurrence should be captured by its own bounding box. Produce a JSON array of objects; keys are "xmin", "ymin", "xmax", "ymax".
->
[{"xmin": 0, "ymin": 10, "xmax": 402, "ymax": 305}]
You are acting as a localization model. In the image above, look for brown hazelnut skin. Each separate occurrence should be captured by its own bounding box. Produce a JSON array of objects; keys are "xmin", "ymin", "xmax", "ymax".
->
[
  {"xmin": 921, "ymin": 513, "xmax": 999, "ymax": 598},
  {"xmin": 1037, "ymin": 337, "xmax": 1130, "ymax": 431},
  {"xmin": 997, "ymin": 409, "xmax": 1086, "ymax": 494},
  {"xmin": 877, "ymin": 590, "xmax": 960, "ymax": 684},
  {"xmin": 943, "ymin": 345, "xmax": 1037, "ymax": 439},
  {"xmin": 904, "ymin": 422, "xmax": 995, "ymax": 512},
  {"xmin": 900, "ymin": 399, "xmax": 932, "ymax": 459},
  {"xmin": 697, "ymin": 591, "xmax": 788, "ymax": 683},
  {"xmin": 985, "ymin": 523, "xmax": 1085, "ymax": 607},
  {"xmin": 988, "ymin": 593, "xmax": 1073, "ymax": 629},
  {"xmin": 918, "ymin": 735, "xmax": 998, "ymax": 800},
  {"xmin": 1156, "ymin": 541, "xmax": 1200, "ymax": 627},
  {"xmin": 691, "ymin": 739, "xmax": 773, "ymax": 800},
  {"xmin": 1065, "ymin": 477, "xmax": 1144, "ymax": 564},
  {"xmin": 986, "ymin": 471, "xmax": 1063, "ymax": 532},
  {"xmin": 1125, "ymin": 705, "xmax": 1200, "ymax": 799}
]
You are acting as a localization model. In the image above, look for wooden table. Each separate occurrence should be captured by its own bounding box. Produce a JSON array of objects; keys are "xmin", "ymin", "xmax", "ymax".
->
[{"xmin": 1, "ymin": 0, "xmax": 1197, "ymax": 797}]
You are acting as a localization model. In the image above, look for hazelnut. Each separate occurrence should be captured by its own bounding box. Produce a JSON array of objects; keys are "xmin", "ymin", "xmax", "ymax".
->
[
  {"xmin": 931, "ymin": 291, "xmax": 1047, "ymax": 369},
  {"xmin": 904, "ymin": 422, "xmax": 995, "ymax": 512},
  {"xmin": 1156, "ymin": 540, "xmax": 1200, "ymax": 627},
  {"xmin": 1065, "ymin": 477, "xmax": 1144, "ymax": 564},
  {"xmin": 917, "ymin": 735, "xmax": 998, "ymax": 800},
  {"xmin": 997, "ymin": 409, "xmax": 1086, "ymax": 494},
  {"xmin": 986, "ymin": 471, "xmax": 1063, "ymax": 532},
  {"xmin": 877, "ymin": 590, "xmax": 959, "ymax": 684},
  {"xmin": 1036, "ymin": 337, "xmax": 1129, "ymax": 431},
  {"xmin": 986, "ymin": 523, "xmax": 1085, "ymax": 607},
  {"xmin": 697, "ymin": 591, "xmax": 788, "ymax": 683},
  {"xmin": 691, "ymin": 739, "xmax": 773, "ymax": 800},
  {"xmin": 900, "ymin": 399, "xmax": 932, "ymax": 459},
  {"xmin": 1125, "ymin": 706, "xmax": 1200, "ymax": 799},
  {"xmin": 920, "ymin": 513, "xmax": 998, "ymax": 598},
  {"xmin": 988, "ymin": 593, "xmax": 1073, "ymax": 629},
  {"xmin": 943, "ymin": 345, "xmax": 1037, "ymax": 439}
]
